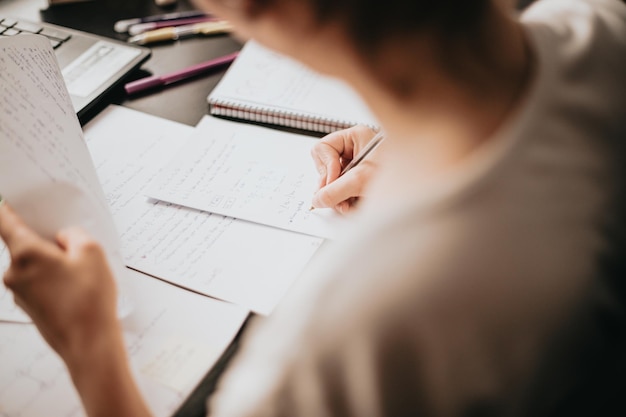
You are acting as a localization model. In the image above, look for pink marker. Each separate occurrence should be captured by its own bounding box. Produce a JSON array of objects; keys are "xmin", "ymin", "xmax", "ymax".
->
[{"xmin": 124, "ymin": 51, "xmax": 240, "ymax": 95}]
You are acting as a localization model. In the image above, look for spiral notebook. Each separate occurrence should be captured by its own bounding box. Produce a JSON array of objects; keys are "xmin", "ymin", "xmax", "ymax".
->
[{"xmin": 207, "ymin": 41, "xmax": 378, "ymax": 134}]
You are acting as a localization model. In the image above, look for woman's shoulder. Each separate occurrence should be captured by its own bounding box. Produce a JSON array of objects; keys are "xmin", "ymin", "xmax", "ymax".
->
[{"xmin": 521, "ymin": 0, "xmax": 626, "ymax": 68}]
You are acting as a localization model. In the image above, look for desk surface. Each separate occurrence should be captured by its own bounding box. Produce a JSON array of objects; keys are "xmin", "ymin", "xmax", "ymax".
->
[
  {"xmin": 7, "ymin": 0, "xmax": 242, "ymax": 127},
  {"xmin": 1, "ymin": 1, "xmax": 247, "ymax": 416}
]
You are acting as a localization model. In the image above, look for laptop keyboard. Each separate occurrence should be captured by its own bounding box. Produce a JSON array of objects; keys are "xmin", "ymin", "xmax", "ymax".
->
[{"xmin": 0, "ymin": 17, "xmax": 72, "ymax": 49}]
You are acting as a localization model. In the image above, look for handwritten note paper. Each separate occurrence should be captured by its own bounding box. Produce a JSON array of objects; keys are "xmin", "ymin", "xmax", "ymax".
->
[
  {"xmin": 84, "ymin": 106, "xmax": 323, "ymax": 314},
  {"xmin": 0, "ymin": 269, "xmax": 248, "ymax": 417},
  {"xmin": 0, "ymin": 322, "xmax": 81, "ymax": 416},
  {"xmin": 0, "ymin": 35, "xmax": 127, "ymax": 320},
  {"xmin": 0, "ymin": 35, "xmax": 110, "ymax": 224},
  {"xmin": 148, "ymin": 117, "xmax": 343, "ymax": 239},
  {"xmin": 140, "ymin": 338, "xmax": 212, "ymax": 395}
]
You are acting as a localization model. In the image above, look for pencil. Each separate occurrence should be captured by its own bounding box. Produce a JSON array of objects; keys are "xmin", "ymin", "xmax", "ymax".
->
[
  {"xmin": 310, "ymin": 131, "xmax": 385, "ymax": 210},
  {"xmin": 338, "ymin": 131, "xmax": 385, "ymax": 176}
]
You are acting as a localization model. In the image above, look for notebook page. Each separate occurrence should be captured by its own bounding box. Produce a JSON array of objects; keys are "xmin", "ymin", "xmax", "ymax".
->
[
  {"xmin": 148, "ymin": 116, "xmax": 345, "ymax": 239},
  {"xmin": 208, "ymin": 41, "xmax": 378, "ymax": 130},
  {"xmin": 0, "ymin": 35, "xmax": 128, "ymax": 320}
]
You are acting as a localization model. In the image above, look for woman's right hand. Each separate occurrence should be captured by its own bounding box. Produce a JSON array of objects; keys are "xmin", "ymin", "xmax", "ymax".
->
[{"xmin": 310, "ymin": 125, "xmax": 380, "ymax": 213}]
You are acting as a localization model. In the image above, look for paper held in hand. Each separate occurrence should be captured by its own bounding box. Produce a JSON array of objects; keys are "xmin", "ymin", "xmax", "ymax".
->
[{"xmin": 0, "ymin": 34, "xmax": 131, "ymax": 320}]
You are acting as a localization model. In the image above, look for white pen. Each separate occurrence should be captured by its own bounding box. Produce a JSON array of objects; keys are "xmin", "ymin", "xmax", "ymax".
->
[
  {"xmin": 128, "ymin": 21, "xmax": 233, "ymax": 45},
  {"xmin": 113, "ymin": 10, "xmax": 208, "ymax": 33},
  {"xmin": 128, "ymin": 16, "xmax": 215, "ymax": 36}
]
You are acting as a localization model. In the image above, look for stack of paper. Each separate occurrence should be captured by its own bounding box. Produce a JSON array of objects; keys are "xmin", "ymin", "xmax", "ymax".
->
[{"xmin": 83, "ymin": 106, "xmax": 326, "ymax": 315}]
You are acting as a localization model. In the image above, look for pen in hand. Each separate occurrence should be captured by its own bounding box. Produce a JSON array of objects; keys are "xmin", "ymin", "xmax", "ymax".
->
[
  {"xmin": 310, "ymin": 131, "xmax": 385, "ymax": 210},
  {"xmin": 338, "ymin": 131, "xmax": 385, "ymax": 177}
]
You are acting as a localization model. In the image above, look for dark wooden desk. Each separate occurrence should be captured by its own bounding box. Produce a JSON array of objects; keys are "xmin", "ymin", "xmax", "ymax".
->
[{"xmin": 40, "ymin": 0, "xmax": 242, "ymax": 127}]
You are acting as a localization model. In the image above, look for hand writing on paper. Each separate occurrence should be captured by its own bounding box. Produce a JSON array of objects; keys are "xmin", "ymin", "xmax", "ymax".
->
[{"xmin": 310, "ymin": 125, "xmax": 379, "ymax": 213}]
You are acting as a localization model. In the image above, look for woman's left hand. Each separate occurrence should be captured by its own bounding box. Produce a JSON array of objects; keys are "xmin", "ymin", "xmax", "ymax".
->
[{"xmin": 0, "ymin": 202, "xmax": 120, "ymax": 361}]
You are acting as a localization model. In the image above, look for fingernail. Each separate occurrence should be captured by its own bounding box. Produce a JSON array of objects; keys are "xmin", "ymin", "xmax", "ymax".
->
[{"xmin": 337, "ymin": 201, "xmax": 349, "ymax": 214}]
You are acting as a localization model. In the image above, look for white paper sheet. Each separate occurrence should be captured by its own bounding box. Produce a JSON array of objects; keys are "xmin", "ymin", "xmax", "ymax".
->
[
  {"xmin": 147, "ymin": 117, "xmax": 345, "ymax": 239},
  {"xmin": 0, "ymin": 268, "xmax": 248, "ymax": 417},
  {"xmin": 0, "ymin": 35, "xmax": 129, "ymax": 321},
  {"xmin": 84, "ymin": 106, "xmax": 323, "ymax": 314},
  {"xmin": 0, "ymin": 247, "xmax": 30, "ymax": 323}
]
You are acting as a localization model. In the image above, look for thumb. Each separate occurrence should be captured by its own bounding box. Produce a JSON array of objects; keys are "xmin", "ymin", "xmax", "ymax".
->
[
  {"xmin": 56, "ymin": 227, "xmax": 102, "ymax": 259},
  {"xmin": 0, "ymin": 200, "xmax": 58, "ymax": 258},
  {"xmin": 311, "ymin": 171, "xmax": 364, "ymax": 209}
]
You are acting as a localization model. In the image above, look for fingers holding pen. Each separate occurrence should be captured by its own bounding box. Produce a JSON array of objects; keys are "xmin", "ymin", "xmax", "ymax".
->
[
  {"xmin": 311, "ymin": 125, "xmax": 377, "ymax": 188},
  {"xmin": 309, "ymin": 125, "xmax": 381, "ymax": 213},
  {"xmin": 311, "ymin": 129, "xmax": 350, "ymax": 189},
  {"xmin": 311, "ymin": 161, "xmax": 375, "ymax": 212},
  {"xmin": 311, "ymin": 142, "xmax": 343, "ymax": 189}
]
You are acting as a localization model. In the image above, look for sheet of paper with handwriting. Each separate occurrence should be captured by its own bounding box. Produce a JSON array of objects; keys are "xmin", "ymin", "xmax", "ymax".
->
[
  {"xmin": 84, "ymin": 106, "xmax": 323, "ymax": 315},
  {"xmin": 148, "ymin": 116, "xmax": 345, "ymax": 239},
  {"xmin": 0, "ymin": 35, "xmax": 127, "ymax": 320},
  {"xmin": 0, "ymin": 268, "xmax": 247, "ymax": 417}
]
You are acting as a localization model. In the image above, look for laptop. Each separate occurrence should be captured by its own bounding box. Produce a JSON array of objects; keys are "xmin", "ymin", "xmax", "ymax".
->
[{"xmin": 0, "ymin": 16, "xmax": 150, "ymax": 121}]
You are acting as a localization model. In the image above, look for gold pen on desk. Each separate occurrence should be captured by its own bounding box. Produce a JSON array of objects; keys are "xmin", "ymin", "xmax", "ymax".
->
[
  {"xmin": 128, "ymin": 20, "xmax": 233, "ymax": 45},
  {"xmin": 310, "ymin": 131, "xmax": 385, "ymax": 210}
]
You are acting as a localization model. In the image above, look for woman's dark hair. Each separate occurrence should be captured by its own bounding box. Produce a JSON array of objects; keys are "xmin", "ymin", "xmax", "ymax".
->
[
  {"xmin": 317, "ymin": 0, "xmax": 486, "ymax": 43},
  {"xmin": 254, "ymin": 0, "xmax": 489, "ymax": 52},
  {"xmin": 244, "ymin": 0, "xmax": 493, "ymax": 97}
]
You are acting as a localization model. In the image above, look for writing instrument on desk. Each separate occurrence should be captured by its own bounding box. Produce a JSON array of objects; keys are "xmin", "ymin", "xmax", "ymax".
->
[
  {"xmin": 128, "ymin": 21, "xmax": 233, "ymax": 45},
  {"xmin": 310, "ymin": 131, "xmax": 385, "ymax": 210},
  {"xmin": 124, "ymin": 51, "xmax": 240, "ymax": 95},
  {"xmin": 128, "ymin": 16, "xmax": 216, "ymax": 36},
  {"xmin": 114, "ymin": 10, "xmax": 208, "ymax": 33}
]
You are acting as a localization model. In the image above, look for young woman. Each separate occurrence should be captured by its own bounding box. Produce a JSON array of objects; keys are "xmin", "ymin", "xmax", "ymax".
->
[{"xmin": 1, "ymin": 0, "xmax": 625, "ymax": 416}]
